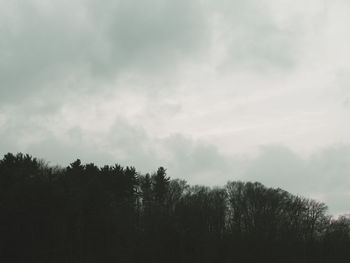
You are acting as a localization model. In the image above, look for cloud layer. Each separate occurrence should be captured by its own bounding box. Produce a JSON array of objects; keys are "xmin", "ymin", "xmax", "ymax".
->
[{"xmin": 1, "ymin": 0, "xmax": 350, "ymax": 214}]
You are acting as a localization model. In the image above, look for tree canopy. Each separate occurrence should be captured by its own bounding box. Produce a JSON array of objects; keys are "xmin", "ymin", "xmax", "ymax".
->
[{"xmin": 0, "ymin": 152, "xmax": 349, "ymax": 263}]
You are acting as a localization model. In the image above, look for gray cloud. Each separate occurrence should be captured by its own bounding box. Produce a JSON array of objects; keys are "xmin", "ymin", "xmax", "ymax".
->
[
  {"xmin": 243, "ymin": 146, "xmax": 310, "ymax": 193},
  {"xmin": 160, "ymin": 134, "xmax": 234, "ymax": 186},
  {"xmin": 27, "ymin": 135, "xmax": 116, "ymax": 167},
  {"xmin": 1, "ymin": 0, "xmax": 350, "ymax": 216},
  {"xmin": 0, "ymin": 112, "xmax": 234, "ymax": 185},
  {"xmin": 0, "ymin": 0, "xmax": 208, "ymax": 103},
  {"xmin": 103, "ymin": 120, "xmax": 235, "ymax": 185},
  {"xmin": 1, "ymin": 107, "xmax": 350, "ymax": 215},
  {"xmin": 242, "ymin": 145, "xmax": 350, "ymax": 214}
]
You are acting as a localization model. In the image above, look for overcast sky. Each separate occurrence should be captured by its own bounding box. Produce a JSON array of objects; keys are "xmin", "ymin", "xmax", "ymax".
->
[{"xmin": 1, "ymin": 0, "xmax": 350, "ymax": 215}]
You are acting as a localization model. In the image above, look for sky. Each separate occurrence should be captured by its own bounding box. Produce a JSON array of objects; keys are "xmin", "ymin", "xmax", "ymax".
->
[{"xmin": 1, "ymin": 0, "xmax": 350, "ymax": 215}]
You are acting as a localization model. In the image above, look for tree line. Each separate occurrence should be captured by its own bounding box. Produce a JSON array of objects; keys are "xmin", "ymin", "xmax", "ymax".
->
[{"xmin": 0, "ymin": 153, "xmax": 349, "ymax": 262}]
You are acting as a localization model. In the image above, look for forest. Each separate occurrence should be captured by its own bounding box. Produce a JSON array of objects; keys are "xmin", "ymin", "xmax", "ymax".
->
[{"xmin": 0, "ymin": 152, "xmax": 349, "ymax": 263}]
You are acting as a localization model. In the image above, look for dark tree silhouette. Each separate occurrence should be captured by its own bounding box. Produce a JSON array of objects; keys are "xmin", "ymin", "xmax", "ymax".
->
[
  {"xmin": 0, "ymin": 152, "xmax": 349, "ymax": 263},
  {"xmin": 152, "ymin": 167, "xmax": 170, "ymax": 204}
]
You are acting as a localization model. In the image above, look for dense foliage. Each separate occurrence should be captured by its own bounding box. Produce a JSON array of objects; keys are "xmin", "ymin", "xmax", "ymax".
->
[{"xmin": 0, "ymin": 153, "xmax": 349, "ymax": 262}]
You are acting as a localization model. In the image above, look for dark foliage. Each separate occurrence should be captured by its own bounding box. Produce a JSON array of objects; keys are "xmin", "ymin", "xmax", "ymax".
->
[{"xmin": 0, "ymin": 153, "xmax": 349, "ymax": 262}]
